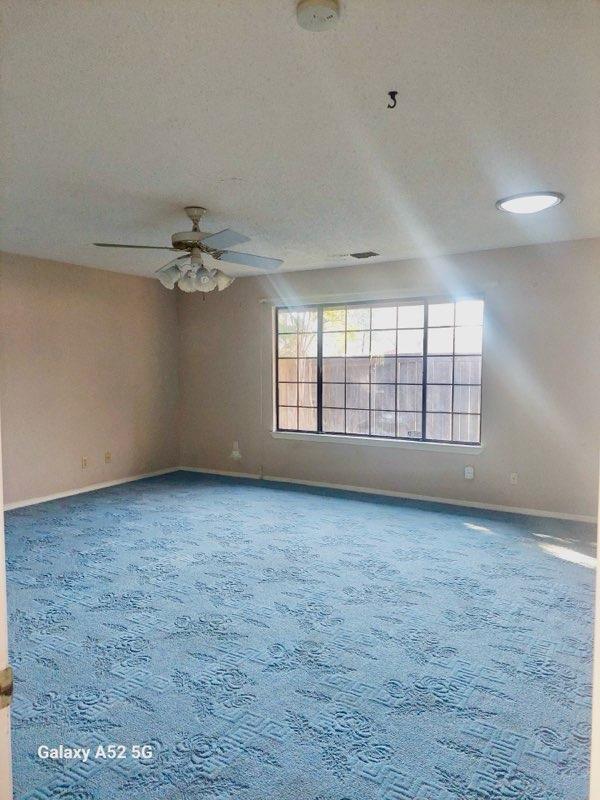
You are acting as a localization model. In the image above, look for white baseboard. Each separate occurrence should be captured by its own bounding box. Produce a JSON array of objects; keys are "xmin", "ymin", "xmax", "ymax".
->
[
  {"xmin": 179, "ymin": 466, "xmax": 596, "ymax": 524},
  {"xmin": 4, "ymin": 465, "xmax": 594, "ymax": 523},
  {"xmin": 2, "ymin": 468, "xmax": 178, "ymax": 511},
  {"xmin": 182, "ymin": 466, "xmax": 260, "ymax": 480}
]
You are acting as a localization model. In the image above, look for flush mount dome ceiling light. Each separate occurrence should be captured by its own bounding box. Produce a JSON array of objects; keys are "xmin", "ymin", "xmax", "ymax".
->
[{"xmin": 496, "ymin": 191, "xmax": 564, "ymax": 214}]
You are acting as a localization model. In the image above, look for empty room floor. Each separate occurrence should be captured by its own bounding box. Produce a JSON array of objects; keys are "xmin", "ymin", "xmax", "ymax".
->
[{"xmin": 6, "ymin": 471, "xmax": 594, "ymax": 800}]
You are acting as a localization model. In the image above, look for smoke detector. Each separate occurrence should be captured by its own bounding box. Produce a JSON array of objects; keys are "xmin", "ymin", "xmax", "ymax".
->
[{"xmin": 297, "ymin": 0, "xmax": 340, "ymax": 31}]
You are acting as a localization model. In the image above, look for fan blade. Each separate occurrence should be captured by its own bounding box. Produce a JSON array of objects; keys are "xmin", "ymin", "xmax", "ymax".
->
[
  {"xmin": 200, "ymin": 229, "xmax": 250, "ymax": 250},
  {"xmin": 93, "ymin": 243, "xmax": 176, "ymax": 251},
  {"xmin": 217, "ymin": 250, "xmax": 283, "ymax": 271},
  {"xmin": 155, "ymin": 255, "xmax": 189, "ymax": 274}
]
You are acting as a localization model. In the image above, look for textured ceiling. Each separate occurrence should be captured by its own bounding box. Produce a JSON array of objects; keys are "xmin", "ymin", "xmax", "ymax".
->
[{"xmin": 2, "ymin": 1, "xmax": 599, "ymax": 277}]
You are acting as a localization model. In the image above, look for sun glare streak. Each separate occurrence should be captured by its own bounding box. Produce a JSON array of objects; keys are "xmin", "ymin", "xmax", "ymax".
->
[
  {"xmin": 483, "ymin": 320, "xmax": 583, "ymax": 455},
  {"xmin": 262, "ymin": 271, "xmax": 307, "ymax": 309},
  {"xmin": 533, "ymin": 532, "xmax": 573, "ymax": 544},
  {"xmin": 347, "ymin": 63, "xmax": 581, "ymax": 457},
  {"xmin": 464, "ymin": 522, "xmax": 492, "ymax": 533},
  {"xmin": 266, "ymin": 59, "xmax": 582, "ymax": 473},
  {"xmin": 539, "ymin": 543, "xmax": 596, "ymax": 570}
]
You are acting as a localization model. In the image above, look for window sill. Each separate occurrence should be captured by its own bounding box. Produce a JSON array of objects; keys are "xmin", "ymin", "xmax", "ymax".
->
[{"xmin": 271, "ymin": 430, "xmax": 483, "ymax": 454}]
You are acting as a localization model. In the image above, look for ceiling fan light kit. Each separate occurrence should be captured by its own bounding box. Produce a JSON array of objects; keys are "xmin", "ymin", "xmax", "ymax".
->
[
  {"xmin": 94, "ymin": 205, "xmax": 284, "ymax": 294},
  {"xmin": 158, "ymin": 264, "xmax": 181, "ymax": 290},
  {"xmin": 216, "ymin": 271, "xmax": 235, "ymax": 291},
  {"xmin": 159, "ymin": 252, "xmax": 234, "ymax": 294}
]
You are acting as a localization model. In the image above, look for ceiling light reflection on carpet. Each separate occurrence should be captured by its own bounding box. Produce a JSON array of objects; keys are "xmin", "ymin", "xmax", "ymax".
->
[{"xmin": 496, "ymin": 192, "xmax": 564, "ymax": 214}]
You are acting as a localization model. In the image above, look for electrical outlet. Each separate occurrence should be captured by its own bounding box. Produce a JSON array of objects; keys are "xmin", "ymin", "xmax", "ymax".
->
[
  {"xmin": 105, "ymin": 451, "xmax": 112, "ymax": 463},
  {"xmin": 81, "ymin": 456, "xmax": 88, "ymax": 469},
  {"xmin": 510, "ymin": 472, "xmax": 518, "ymax": 485},
  {"xmin": 464, "ymin": 465, "xmax": 474, "ymax": 480}
]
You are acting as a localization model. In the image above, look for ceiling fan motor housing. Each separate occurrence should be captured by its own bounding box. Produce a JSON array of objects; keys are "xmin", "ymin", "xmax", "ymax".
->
[
  {"xmin": 94, "ymin": 205, "xmax": 282, "ymax": 273},
  {"xmin": 173, "ymin": 207, "xmax": 220, "ymax": 251},
  {"xmin": 171, "ymin": 230, "xmax": 206, "ymax": 251}
]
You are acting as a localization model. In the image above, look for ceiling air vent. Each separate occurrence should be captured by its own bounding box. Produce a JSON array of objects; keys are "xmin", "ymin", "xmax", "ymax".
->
[{"xmin": 350, "ymin": 251, "xmax": 379, "ymax": 259}]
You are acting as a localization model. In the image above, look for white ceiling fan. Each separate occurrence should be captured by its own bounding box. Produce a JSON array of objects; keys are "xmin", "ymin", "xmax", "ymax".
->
[{"xmin": 94, "ymin": 206, "xmax": 283, "ymax": 292}]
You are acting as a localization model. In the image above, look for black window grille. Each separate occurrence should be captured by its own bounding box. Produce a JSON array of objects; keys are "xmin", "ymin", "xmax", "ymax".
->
[{"xmin": 275, "ymin": 298, "xmax": 483, "ymax": 445}]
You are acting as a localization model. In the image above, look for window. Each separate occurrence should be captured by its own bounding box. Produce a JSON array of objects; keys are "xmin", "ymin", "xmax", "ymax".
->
[{"xmin": 275, "ymin": 298, "xmax": 483, "ymax": 445}]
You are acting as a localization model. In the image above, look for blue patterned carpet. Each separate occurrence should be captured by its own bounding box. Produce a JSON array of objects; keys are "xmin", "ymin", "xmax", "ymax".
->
[{"xmin": 6, "ymin": 471, "xmax": 595, "ymax": 800}]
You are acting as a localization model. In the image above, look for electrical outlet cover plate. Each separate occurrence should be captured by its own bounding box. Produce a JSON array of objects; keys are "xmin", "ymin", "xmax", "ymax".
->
[{"xmin": 464, "ymin": 465, "xmax": 474, "ymax": 480}]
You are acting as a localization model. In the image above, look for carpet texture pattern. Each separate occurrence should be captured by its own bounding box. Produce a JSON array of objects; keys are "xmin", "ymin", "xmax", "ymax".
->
[{"xmin": 6, "ymin": 471, "xmax": 595, "ymax": 800}]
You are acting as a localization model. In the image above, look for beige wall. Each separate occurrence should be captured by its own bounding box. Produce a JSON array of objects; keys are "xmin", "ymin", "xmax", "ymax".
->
[
  {"xmin": 0, "ymin": 253, "xmax": 180, "ymax": 505},
  {"xmin": 1, "ymin": 240, "xmax": 598, "ymax": 517},
  {"xmin": 0, "ymin": 242, "xmax": 597, "ymax": 792},
  {"xmin": 178, "ymin": 238, "xmax": 600, "ymax": 519}
]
